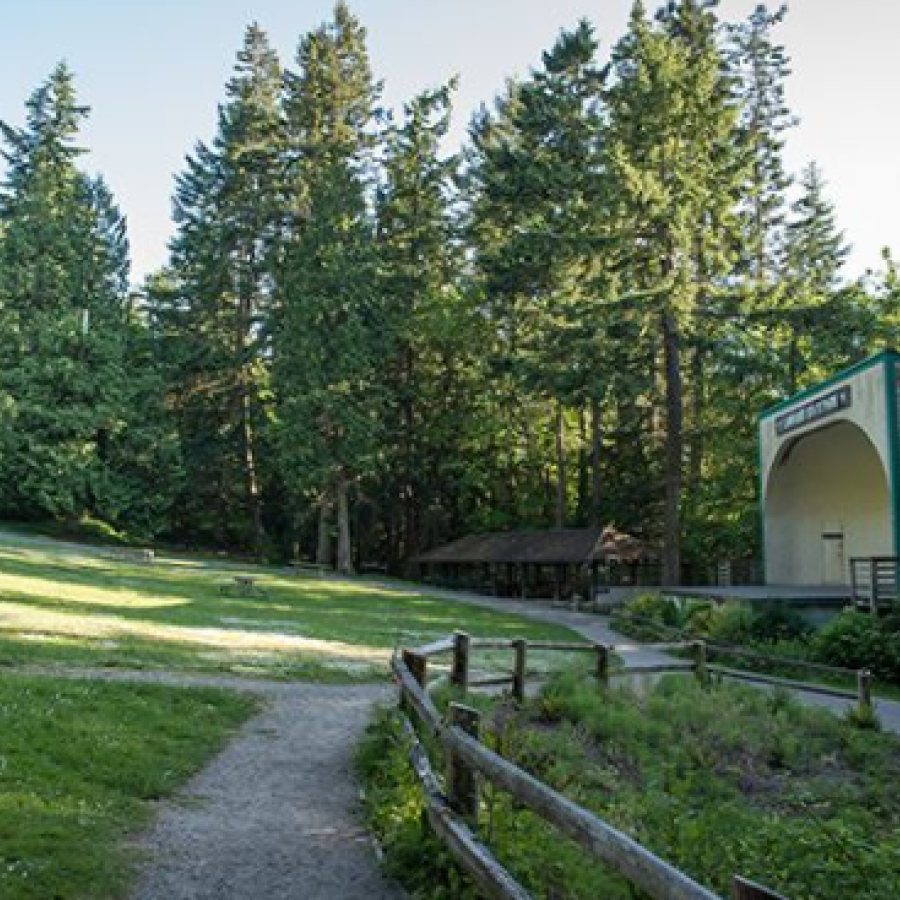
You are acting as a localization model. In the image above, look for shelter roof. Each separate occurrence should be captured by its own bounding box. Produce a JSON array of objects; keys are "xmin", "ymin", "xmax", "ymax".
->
[{"xmin": 414, "ymin": 528, "xmax": 621, "ymax": 565}]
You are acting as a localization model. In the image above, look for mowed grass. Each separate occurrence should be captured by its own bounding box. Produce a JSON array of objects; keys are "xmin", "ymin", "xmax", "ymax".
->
[
  {"xmin": 0, "ymin": 674, "xmax": 257, "ymax": 900},
  {"xmin": 0, "ymin": 534, "xmax": 577, "ymax": 680}
]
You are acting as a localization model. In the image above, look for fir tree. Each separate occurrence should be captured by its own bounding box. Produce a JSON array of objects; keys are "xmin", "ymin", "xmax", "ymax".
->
[
  {"xmin": 605, "ymin": 0, "xmax": 746, "ymax": 583},
  {"xmin": 727, "ymin": 3, "xmax": 796, "ymax": 284},
  {"xmin": 162, "ymin": 24, "xmax": 286, "ymax": 552},
  {"xmin": 780, "ymin": 161, "xmax": 851, "ymax": 390},
  {"xmin": 376, "ymin": 83, "xmax": 472, "ymax": 567},
  {"xmin": 275, "ymin": 2, "xmax": 383, "ymax": 573},
  {"xmin": 0, "ymin": 65, "xmax": 159, "ymax": 528}
]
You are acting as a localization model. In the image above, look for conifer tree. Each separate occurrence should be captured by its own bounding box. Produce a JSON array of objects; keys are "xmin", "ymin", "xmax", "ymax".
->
[
  {"xmin": 779, "ymin": 161, "xmax": 851, "ymax": 390},
  {"xmin": 0, "ymin": 64, "xmax": 173, "ymax": 531},
  {"xmin": 605, "ymin": 0, "xmax": 746, "ymax": 583},
  {"xmin": 275, "ymin": 2, "xmax": 383, "ymax": 573},
  {"xmin": 464, "ymin": 22, "xmax": 611, "ymax": 532},
  {"xmin": 727, "ymin": 4, "xmax": 795, "ymax": 284},
  {"xmin": 376, "ymin": 83, "xmax": 474, "ymax": 567},
  {"xmin": 162, "ymin": 24, "xmax": 286, "ymax": 552}
]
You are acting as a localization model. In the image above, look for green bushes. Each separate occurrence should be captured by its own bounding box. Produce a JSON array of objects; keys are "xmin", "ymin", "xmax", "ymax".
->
[
  {"xmin": 613, "ymin": 594, "xmax": 811, "ymax": 646},
  {"xmin": 811, "ymin": 608, "xmax": 900, "ymax": 682}
]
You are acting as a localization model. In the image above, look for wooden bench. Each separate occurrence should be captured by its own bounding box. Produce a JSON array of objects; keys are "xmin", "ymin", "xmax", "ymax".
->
[
  {"xmin": 109, "ymin": 547, "xmax": 155, "ymax": 564},
  {"xmin": 287, "ymin": 562, "xmax": 326, "ymax": 577}
]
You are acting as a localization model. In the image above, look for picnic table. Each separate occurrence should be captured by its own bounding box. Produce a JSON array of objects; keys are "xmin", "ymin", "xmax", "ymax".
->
[{"xmin": 221, "ymin": 575, "xmax": 266, "ymax": 597}]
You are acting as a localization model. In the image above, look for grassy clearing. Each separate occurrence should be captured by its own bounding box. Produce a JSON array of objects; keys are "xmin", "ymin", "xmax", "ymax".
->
[
  {"xmin": 0, "ymin": 533, "xmax": 577, "ymax": 680},
  {"xmin": 360, "ymin": 667, "xmax": 900, "ymax": 900},
  {"xmin": 0, "ymin": 673, "xmax": 256, "ymax": 900}
]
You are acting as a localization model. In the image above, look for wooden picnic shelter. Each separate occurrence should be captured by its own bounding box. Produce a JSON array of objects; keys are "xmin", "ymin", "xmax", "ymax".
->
[{"xmin": 412, "ymin": 527, "xmax": 643, "ymax": 600}]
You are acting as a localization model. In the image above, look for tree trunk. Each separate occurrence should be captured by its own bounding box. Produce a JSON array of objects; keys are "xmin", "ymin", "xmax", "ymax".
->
[
  {"xmin": 576, "ymin": 404, "xmax": 590, "ymax": 523},
  {"xmin": 336, "ymin": 478, "xmax": 354, "ymax": 575},
  {"xmin": 401, "ymin": 343, "xmax": 419, "ymax": 564},
  {"xmin": 661, "ymin": 310, "xmax": 683, "ymax": 586},
  {"xmin": 590, "ymin": 395, "xmax": 603, "ymax": 528},
  {"xmin": 686, "ymin": 346, "xmax": 705, "ymax": 522},
  {"xmin": 316, "ymin": 494, "xmax": 333, "ymax": 567},
  {"xmin": 240, "ymin": 380, "xmax": 266, "ymax": 558},
  {"xmin": 555, "ymin": 399, "xmax": 567, "ymax": 529},
  {"xmin": 787, "ymin": 334, "xmax": 800, "ymax": 395}
]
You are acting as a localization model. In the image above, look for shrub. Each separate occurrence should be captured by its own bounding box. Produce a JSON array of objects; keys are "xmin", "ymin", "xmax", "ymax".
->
[
  {"xmin": 705, "ymin": 602, "xmax": 756, "ymax": 645},
  {"xmin": 748, "ymin": 602, "xmax": 812, "ymax": 644},
  {"xmin": 811, "ymin": 609, "xmax": 900, "ymax": 682}
]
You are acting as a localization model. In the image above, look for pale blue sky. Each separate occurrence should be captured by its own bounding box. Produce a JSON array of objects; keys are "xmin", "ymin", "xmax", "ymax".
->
[{"xmin": 2, "ymin": 1, "xmax": 898, "ymax": 282}]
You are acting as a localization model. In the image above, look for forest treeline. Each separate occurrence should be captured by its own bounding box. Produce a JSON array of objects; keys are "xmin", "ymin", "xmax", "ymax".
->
[{"xmin": 1, "ymin": 1, "xmax": 898, "ymax": 581}]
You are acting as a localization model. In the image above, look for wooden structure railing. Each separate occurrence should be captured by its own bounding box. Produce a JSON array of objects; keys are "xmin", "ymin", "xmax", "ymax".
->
[
  {"xmin": 850, "ymin": 556, "xmax": 898, "ymax": 613},
  {"xmin": 392, "ymin": 631, "xmax": 801, "ymax": 900}
]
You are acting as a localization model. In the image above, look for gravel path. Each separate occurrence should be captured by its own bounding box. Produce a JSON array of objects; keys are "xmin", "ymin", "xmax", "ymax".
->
[{"xmin": 21, "ymin": 668, "xmax": 403, "ymax": 900}]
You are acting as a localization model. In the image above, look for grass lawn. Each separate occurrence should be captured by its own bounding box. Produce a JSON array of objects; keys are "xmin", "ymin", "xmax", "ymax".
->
[
  {"xmin": 0, "ymin": 531, "xmax": 577, "ymax": 680},
  {"xmin": 0, "ymin": 673, "xmax": 256, "ymax": 900},
  {"xmin": 361, "ymin": 669, "xmax": 900, "ymax": 900}
]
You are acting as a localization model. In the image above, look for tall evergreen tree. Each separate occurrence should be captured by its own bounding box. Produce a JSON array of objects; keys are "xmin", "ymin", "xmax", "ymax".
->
[
  {"xmin": 779, "ymin": 161, "xmax": 851, "ymax": 390},
  {"xmin": 376, "ymin": 83, "xmax": 477, "ymax": 568},
  {"xmin": 0, "ymin": 64, "xmax": 173, "ymax": 532},
  {"xmin": 605, "ymin": 0, "xmax": 746, "ymax": 583},
  {"xmin": 160, "ymin": 24, "xmax": 286, "ymax": 552},
  {"xmin": 464, "ymin": 22, "xmax": 612, "ymax": 533},
  {"xmin": 275, "ymin": 2, "xmax": 383, "ymax": 573},
  {"xmin": 727, "ymin": 4, "xmax": 795, "ymax": 284}
]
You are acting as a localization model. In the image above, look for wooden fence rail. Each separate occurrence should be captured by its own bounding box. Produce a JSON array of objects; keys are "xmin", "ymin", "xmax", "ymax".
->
[{"xmin": 391, "ymin": 632, "xmax": 796, "ymax": 900}]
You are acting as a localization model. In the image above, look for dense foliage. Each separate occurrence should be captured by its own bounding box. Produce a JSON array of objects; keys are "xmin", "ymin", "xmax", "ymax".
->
[
  {"xmin": 359, "ymin": 673, "xmax": 900, "ymax": 900},
  {"xmin": 2, "ymin": 2, "xmax": 899, "ymax": 576},
  {"xmin": 813, "ymin": 607, "xmax": 900, "ymax": 684}
]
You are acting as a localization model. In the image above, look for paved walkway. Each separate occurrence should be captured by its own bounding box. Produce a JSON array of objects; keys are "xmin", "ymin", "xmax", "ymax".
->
[{"xmin": 375, "ymin": 582, "xmax": 900, "ymax": 735}]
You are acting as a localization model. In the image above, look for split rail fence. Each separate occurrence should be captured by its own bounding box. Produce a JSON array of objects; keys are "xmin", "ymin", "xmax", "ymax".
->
[
  {"xmin": 613, "ymin": 611, "xmax": 875, "ymax": 708},
  {"xmin": 391, "ymin": 630, "xmax": 822, "ymax": 900}
]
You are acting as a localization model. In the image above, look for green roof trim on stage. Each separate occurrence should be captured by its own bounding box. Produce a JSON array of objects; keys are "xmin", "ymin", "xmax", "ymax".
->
[
  {"xmin": 883, "ymin": 353, "xmax": 900, "ymax": 558},
  {"xmin": 758, "ymin": 349, "xmax": 900, "ymax": 420}
]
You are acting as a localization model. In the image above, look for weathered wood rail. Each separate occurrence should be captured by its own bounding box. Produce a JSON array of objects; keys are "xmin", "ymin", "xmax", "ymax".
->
[
  {"xmin": 614, "ymin": 611, "xmax": 874, "ymax": 709},
  {"xmin": 393, "ymin": 631, "xmax": 799, "ymax": 900}
]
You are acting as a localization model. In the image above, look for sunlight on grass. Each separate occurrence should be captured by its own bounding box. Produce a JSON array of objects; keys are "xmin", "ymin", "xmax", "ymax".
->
[
  {"xmin": 0, "ymin": 601, "xmax": 391, "ymax": 662},
  {"xmin": 0, "ymin": 571, "xmax": 187, "ymax": 609},
  {"xmin": 0, "ymin": 532, "xmax": 579, "ymax": 680}
]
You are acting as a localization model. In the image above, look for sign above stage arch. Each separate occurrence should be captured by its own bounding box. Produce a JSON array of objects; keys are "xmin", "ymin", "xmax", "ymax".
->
[{"xmin": 775, "ymin": 386, "xmax": 852, "ymax": 437}]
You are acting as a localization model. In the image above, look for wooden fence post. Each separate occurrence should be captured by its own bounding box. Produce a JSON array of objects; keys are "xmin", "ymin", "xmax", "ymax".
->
[
  {"xmin": 451, "ymin": 630, "xmax": 471, "ymax": 693},
  {"xmin": 401, "ymin": 650, "xmax": 427, "ymax": 713},
  {"xmin": 692, "ymin": 640, "xmax": 708, "ymax": 686},
  {"xmin": 857, "ymin": 668, "xmax": 873, "ymax": 713},
  {"xmin": 512, "ymin": 639, "xmax": 527, "ymax": 702},
  {"xmin": 595, "ymin": 644, "xmax": 610, "ymax": 686},
  {"xmin": 447, "ymin": 702, "xmax": 481, "ymax": 822}
]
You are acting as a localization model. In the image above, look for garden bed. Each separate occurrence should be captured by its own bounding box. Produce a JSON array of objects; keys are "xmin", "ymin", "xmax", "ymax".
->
[{"xmin": 360, "ymin": 666, "xmax": 900, "ymax": 899}]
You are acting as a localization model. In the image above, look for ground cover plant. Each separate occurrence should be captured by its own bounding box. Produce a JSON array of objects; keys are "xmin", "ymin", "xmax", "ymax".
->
[
  {"xmin": 360, "ymin": 669, "xmax": 900, "ymax": 899},
  {"xmin": 0, "ymin": 533, "xmax": 577, "ymax": 681},
  {"xmin": 0, "ymin": 673, "xmax": 256, "ymax": 900}
]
